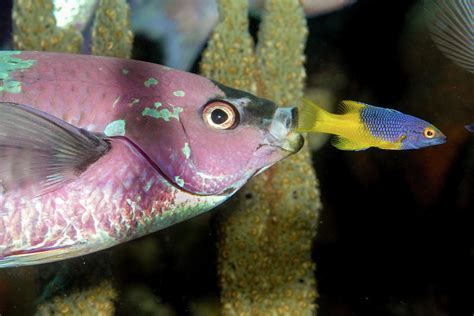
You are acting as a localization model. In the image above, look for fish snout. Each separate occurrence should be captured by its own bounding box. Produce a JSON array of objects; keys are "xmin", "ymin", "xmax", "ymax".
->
[{"xmin": 268, "ymin": 107, "xmax": 304, "ymax": 153}]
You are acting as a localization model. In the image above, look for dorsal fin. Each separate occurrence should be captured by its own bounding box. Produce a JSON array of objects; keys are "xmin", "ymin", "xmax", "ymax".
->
[
  {"xmin": 0, "ymin": 102, "xmax": 111, "ymax": 196},
  {"xmin": 429, "ymin": 0, "xmax": 474, "ymax": 73},
  {"xmin": 336, "ymin": 100, "xmax": 366, "ymax": 115}
]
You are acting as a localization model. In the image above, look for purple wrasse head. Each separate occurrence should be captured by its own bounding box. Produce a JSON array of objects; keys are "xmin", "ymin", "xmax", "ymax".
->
[{"xmin": 128, "ymin": 77, "xmax": 303, "ymax": 196}]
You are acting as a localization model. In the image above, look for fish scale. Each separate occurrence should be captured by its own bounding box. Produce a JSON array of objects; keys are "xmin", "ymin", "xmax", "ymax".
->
[
  {"xmin": 0, "ymin": 139, "xmax": 223, "ymax": 266},
  {"xmin": 0, "ymin": 51, "xmax": 301, "ymax": 266},
  {"xmin": 361, "ymin": 106, "xmax": 407, "ymax": 143}
]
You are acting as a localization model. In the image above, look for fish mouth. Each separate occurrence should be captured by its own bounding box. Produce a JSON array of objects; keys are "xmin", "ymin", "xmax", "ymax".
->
[{"xmin": 266, "ymin": 107, "xmax": 304, "ymax": 153}]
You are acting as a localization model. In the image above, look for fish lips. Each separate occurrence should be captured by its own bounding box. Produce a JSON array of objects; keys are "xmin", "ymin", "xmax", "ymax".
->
[
  {"xmin": 250, "ymin": 107, "xmax": 304, "ymax": 174},
  {"xmin": 266, "ymin": 107, "xmax": 304, "ymax": 153}
]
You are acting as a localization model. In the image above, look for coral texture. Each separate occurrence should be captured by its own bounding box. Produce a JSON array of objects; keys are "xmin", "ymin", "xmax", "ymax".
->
[
  {"xmin": 35, "ymin": 280, "xmax": 117, "ymax": 316},
  {"xmin": 201, "ymin": 0, "xmax": 321, "ymax": 315},
  {"xmin": 12, "ymin": 0, "xmax": 83, "ymax": 53},
  {"xmin": 91, "ymin": 0, "xmax": 134, "ymax": 58},
  {"xmin": 200, "ymin": 0, "xmax": 258, "ymax": 94}
]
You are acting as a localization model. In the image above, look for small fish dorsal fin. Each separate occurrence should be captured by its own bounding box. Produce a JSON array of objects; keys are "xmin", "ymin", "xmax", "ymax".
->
[
  {"xmin": 331, "ymin": 135, "xmax": 369, "ymax": 151},
  {"xmin": 337, "ymin": 100, "xmax": 366, "ymax": 115},
  {"xmin": 0, "ymin": 102, "xmax": 111, "ymax": 196}
]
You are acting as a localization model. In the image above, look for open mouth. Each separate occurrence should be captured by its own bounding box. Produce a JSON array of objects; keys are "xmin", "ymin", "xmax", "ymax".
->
[{"xmin": 267, "ymin": 107, "xmax": 304, "ymax": 154}]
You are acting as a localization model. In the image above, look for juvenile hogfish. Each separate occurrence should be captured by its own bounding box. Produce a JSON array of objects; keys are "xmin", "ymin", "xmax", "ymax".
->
[{"xmin": 0, "ymin": 51, "xmax": 303, "ymax": 267}]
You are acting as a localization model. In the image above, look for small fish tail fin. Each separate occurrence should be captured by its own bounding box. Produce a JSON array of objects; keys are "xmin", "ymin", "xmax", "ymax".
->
[
  {"xmin": 465, "ymin": 123, "xmax": 474, "ymax": 132},
  {"xmin": 296, "ymin": 98, "xmax": 332, "ymax": 132}
]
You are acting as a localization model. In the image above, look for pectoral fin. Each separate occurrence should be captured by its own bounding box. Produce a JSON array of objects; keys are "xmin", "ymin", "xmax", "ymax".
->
[{"xmin": 0, "ymin": 102, "xmax": 111, "ymax": 196}]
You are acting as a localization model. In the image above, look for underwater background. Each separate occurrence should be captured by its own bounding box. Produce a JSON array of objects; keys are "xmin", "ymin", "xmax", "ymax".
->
[{"xmin": 0, "ymin": 0, "xmax": 473, "ymax": 315}]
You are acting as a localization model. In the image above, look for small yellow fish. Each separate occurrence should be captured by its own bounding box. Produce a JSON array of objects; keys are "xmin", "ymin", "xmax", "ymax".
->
[{"xmin": 296, "ymin": 99, "xmax": 446, "ymax": 151}]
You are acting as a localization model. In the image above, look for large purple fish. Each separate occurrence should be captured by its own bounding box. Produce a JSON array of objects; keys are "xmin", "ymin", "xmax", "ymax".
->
[{"xmin": 0, "ymin": 51, "xmax": 302, "ymax": 267}]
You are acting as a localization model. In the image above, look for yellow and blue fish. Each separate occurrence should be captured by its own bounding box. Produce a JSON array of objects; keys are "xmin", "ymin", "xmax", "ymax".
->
[{"xmin": 296, "ymin": 99, "xmax": 446, "ymax": 151}]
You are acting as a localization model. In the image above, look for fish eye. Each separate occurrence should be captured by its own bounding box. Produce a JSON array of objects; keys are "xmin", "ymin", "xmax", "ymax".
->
[
  {"xmin": 203, "ymin": 101, "xmax": 239, "ymax": 130},
  {"xmin": 423, "ymin": 127, "xmax": 436, "ymax": 139}
]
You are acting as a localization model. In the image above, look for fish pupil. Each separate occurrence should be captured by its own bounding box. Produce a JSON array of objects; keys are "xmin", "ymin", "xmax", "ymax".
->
[{"xmin": 211, "ymin": 109, "xmax": 228, "ymax": 124}]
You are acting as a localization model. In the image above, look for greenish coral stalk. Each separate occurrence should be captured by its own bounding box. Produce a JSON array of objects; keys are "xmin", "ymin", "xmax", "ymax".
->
[
  {"xmin": 200, "ymin": 0, "xmax": 258, "ymax": 94},
  {"xmin": 12, "ymin": 0, "xmax": 83, "ymax": 53},
  {"xmin": 91, "ymin": 0, "xmax": 134, "ymax": 58},
  {"xmin": 256, "ymin": 0, "xmax": 308, "ymax": 105},
  {"xmin": 201, "ymin": 0, "xmax": 321, "ymax": 315}
]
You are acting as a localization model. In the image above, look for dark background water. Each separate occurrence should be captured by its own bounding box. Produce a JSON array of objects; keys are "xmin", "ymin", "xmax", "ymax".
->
[
  {"xmin": 308, "ymin": 1, "xmax": 474, "ymax": 315},
  {"xmin": 0, "ymin": 0, "xmax": 473, "ymax": 315}
]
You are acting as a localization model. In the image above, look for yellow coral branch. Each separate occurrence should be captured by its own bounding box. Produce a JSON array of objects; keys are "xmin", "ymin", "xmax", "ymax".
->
[
  {"xmin": 202, "ymin": 0, "xmax": 321, "ymax": 315},
  {"xmin": 91, "ymin": 0, "xmax": 134, "ymax": 58},
  {"xmin": 36, "ymin": 280, "xmax": 117, "ymax": 316},
  {"xmin": 12, "ymin": 0, "xmax": 83, "ymax": 53},
  {"xmin": 256, "ymin": 0, "xmax": 308, "ymax": 105},
  {"xmin": 200, "ymin": 0, "xmax": 258, "ymax": 94}
]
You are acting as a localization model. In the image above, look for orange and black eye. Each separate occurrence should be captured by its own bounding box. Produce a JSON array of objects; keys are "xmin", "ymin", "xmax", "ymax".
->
[
  {"xmin": 423, "ymin": 127, "xmax": 436, "ymax": 139},
  {"xmin": 203, "ymin": 101, "xmax": 239, "ymax": 130}
]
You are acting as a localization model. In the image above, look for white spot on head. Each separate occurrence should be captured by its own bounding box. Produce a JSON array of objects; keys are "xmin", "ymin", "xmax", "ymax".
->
[
  {"xmin": 86, "ymin": 124, "xmax": 96, "ymax": 131},
  {"xmin": 144, "ymin": 178, "xmax": 155, "ymax": 192},
  {"xmin": 174, "ymin": 176, "xmax": 185, "ymax": 187},
  {"xmin": 112, "ymin": 96, "xmax": 121, "ymax": 108},
  {"xmin": 104, "ymin": 120, "xmax": 126, "ymax": 136},
  {"xmin": 182, "ymin": 143, "xmax": 191, "ymax": 159},
  {"xmin": 173, "ymin": 90, "xmax": 185, "ymax": 97},
  {"xmin": 144, "ymin": 78, "xmax": 159, "ymax": 87}
]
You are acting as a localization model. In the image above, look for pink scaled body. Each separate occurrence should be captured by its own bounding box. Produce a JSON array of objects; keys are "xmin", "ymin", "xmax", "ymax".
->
[{"xmin": 0, "ymin": 51, "xmax": 301, "ymax": 267}]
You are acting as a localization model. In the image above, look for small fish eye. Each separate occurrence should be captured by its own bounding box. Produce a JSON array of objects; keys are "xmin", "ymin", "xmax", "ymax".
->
[
  {"xmin": 423, "ymin": 127, "xmax": 436, "ymax": 139},
  {"xmin": 203, "ymin": 101, "xmax": 239, "ymax": 130}
]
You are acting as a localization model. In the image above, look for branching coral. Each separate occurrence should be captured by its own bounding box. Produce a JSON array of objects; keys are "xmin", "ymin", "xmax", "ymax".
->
[
  {"xmin": 91, "ymin": 0, "xmax": 134, "ymax": 58},
  {"xmin": 35, "ymin": 280, "xmax": 117, "ymax": 316},
  {"xmin": 201, "ymin": 0, "xmax": 321, "ymax": 315},
  {"xmin": 12, "ymin": 0, "xmax": 133, "ymax": 59},
  {"xmin": 12, "ymin": 0, "xmax": 83, "ymax": 53},
  {"xmin": 200, "ymin": 0, "xmax": 258, "ymax": 94},
  {"xmin": 256, "ymin": 0, "xmax": 308, "ymax": 105}
]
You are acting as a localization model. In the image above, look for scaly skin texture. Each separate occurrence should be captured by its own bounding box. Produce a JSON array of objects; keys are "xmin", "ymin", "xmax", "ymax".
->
[
  {"xmin": 1, "ymin": 51, "xmax": 297, "ymax": 266},
  {"xmin": 0, "ymin": 138, "xmax": 223, "ymax": 266}
]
